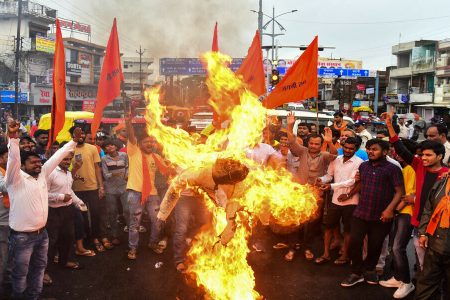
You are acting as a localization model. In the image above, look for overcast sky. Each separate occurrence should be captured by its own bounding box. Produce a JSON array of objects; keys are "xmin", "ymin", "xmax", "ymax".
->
[{"xmin": 38, "ymin": 0, "xmax": 450, "ymax": 71}]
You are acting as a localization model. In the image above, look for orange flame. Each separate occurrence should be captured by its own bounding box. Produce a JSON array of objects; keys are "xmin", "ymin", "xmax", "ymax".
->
[{"xmin": 144, "ymin": 51, "xmax": 318, "ymax": 299}]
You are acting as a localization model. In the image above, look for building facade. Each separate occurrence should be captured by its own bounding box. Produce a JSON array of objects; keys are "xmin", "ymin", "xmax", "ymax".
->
[{"xmin": 386, "ymin": 40, "xmax": 438, "ymax": 117}]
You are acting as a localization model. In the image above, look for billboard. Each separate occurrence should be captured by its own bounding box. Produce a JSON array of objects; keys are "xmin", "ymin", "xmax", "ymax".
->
[
  {"xmin": 159, "ymin": 58, "xmax": 243, "ymax": 76},
  {"xmin": 0, "ymin": 90, "xmax": 28, "ymax": 103},
  {"xmin": 35, "ymin": 36, "xmax": 55, "ymax": 54},
  {"xmin": 66, "ymin": 62, "xmax": 82, "ymax": 77},
  {"xmin": 59, "ymin": 18, "xmax": 91, "ymax": 34}
]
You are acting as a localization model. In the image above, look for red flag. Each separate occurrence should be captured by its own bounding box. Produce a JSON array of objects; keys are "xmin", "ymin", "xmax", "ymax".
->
[
  {"xmin": 262, "ymin": 36, "xmax": 318, "ymax": 109},
  {"xmin": 91, "ymin": 18, "xmax": 124, "ymax": 136},
  {"xmin": 236, "ymin": 30, "xmax": 266, "ymax": 97},
  {"xmin": 48, "ymin": 19, "xmax": 66, "ymax": 147},
  {"xmin": 212, "ymin": 22, "xmax": 219, "ymax": 52}
]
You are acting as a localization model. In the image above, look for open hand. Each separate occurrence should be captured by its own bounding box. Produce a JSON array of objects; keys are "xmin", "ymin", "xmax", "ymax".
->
[
  {"xmin": 322, "ymin": 127, "xmax": 333, "ymax": 144},
  {"xmin": 287, "ymin": 112, "xmax": 295, "ymax": 127}
]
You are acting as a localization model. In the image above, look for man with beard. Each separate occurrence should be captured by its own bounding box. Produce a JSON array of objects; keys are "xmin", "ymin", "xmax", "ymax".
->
[
  {"xmin": 341, "ymin": 139, "xmax": 404, "ymax": 287},
  {"xmin": 19, "ymin": 136, "xmax": 34, "ymax": 152},
  {"xmin": 5, "ymin": 119, "xmax": 80, "ymax": 300},
  {"xmin": 70, "ymin": 126, "xmax": 106, "ymax": 253},
  {"xmin": 33, "ymin": 129, "xmax": 49, "ymax": 159},
  {"xmin": 124, "ymin": 115, "xmax": 172, "ymax": 260}
]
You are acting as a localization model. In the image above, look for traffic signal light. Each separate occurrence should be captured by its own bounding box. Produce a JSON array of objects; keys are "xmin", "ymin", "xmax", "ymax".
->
[{"xmin": 271, "ymin": 69, "xmax": 280, "ymax": 86}]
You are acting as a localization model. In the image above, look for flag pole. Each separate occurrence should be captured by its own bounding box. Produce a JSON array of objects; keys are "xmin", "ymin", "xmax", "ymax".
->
[{"xmin": 315, "ymin": 98, "xmax": 319, "ymax": 133}]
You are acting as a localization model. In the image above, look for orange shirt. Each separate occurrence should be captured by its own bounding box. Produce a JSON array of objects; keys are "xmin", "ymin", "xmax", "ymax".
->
[
  {"xmin": 333, "ymin": 120, "xmax": 348, "ymax": 133},
  {"xmin": 0, "ymin": 167, "xmax": 10, "ymax": 208}
]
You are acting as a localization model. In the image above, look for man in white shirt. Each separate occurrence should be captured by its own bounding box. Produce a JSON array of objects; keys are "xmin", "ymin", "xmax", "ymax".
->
[
  {"xmin": 398, "ymin": 118, "xmax": 409, "ymax": 139},
  {"xmin": 46, "ymin": 152, "xmax": 87, "ymax": 279},
  {"xmin": 354, "ymin": 121, "xmax": 373, "ymax": 149},
  {"xmin": 5, "ymin": 120, "xmax": 80, "ymax": 300},
  {"xmin": 425, "ymin": 123, "xmax": 450, "ymax": 165},
  {"xmin": 315, "ymin": 137, "xmax": 364, "ymax": 265}
]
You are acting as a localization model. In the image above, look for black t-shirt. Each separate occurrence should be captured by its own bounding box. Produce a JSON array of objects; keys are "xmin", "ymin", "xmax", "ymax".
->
[{"xmin": 418, "ymin": 172, "xmax": 439, "ymax": 221}]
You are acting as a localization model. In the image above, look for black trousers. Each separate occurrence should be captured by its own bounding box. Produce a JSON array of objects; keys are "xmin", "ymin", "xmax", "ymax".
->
[
  {"xmin": 349, "ymin": 216, "xmax": 392, "ymax": 276},
  {"xmin": 416, "ymin": 248, "xmax": 450, "ymax": 300},
  {"xmin": 74, "ymin": 190, "xmax": 101, "ymax": 239},
  {"xmin": 46, "ymin": 205, "xmax": 75, "ymax": 266}
]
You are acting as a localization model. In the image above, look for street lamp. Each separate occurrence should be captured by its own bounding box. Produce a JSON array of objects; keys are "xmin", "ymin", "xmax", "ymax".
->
[{"xmin": 251, "ymin": 7, "xmax": 298, "ymax": 61}]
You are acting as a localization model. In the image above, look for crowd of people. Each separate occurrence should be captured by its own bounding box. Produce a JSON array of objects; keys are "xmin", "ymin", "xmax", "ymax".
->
[{"xmin": 0, "ymin": 110, "xmax": 449, "ymax": 300}]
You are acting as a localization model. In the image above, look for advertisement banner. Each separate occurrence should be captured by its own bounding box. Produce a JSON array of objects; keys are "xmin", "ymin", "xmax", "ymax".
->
[
  {"xmin": 356, "ymin": 84, "xmax": 366, "ymax": 91},
  {"xmin": 66, "ymin": 62, "xmax": 82, "ymax": 77},
  {"xmin": 35, "ymin": 36, "xmax": 55, "ymax": 54},
  {"xmin": 82, "ymin": 100, "xmax": 96, "ymax": 112}
]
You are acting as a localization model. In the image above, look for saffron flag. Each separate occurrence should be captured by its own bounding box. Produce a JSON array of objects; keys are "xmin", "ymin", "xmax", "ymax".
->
[
  {"xmin": 212, "ymin": 22, "xmax": 219, "ymax": 52},
  {"xmin": 262, "ymin": 36, "xmax": 318, "ymax": 109},
  {"xmin": 236, "ymin": 30, "xmax": 266, "ymax": 97},
  {"xmin": 91, "ymin": 18, "xmax": 124, "ymax": 136},
  {"xmin": 48, "ymin": 19, "xmax": 66, "ymax": 147}
]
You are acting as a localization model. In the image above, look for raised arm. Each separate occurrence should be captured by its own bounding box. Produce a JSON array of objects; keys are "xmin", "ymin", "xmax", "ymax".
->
[
  {"xmin": 125, "ymin": 113, "xmax": 137, "ymax": 145},
  {"xmin": 43, "ymin": 139, "xmax": 77, "ymax": 179},
  {"xmin": 382, "ymin": 111, "xmax": 415, "ymax": 165},
  {"xmin": 5, "ymin": 119, "xmax": 22, "ymax": 187},
  {"xmin": 323, "ymin": 127, "xmax": 338, "ymax": 156},
  {"xmin": 286, "ymin": 112, "xmax": 307, "ymax": 157}
]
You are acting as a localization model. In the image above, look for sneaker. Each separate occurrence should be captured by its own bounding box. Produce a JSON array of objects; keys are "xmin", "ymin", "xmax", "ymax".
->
[
  {"xmin": 139, "ymin": 225, "xmax": 147, "ymax": 233},
  {"xmin": 393, "ymin": 282, "xmax": 415, "ymax": 299},
  {"xmin": 127, "ymin": 249, "xmax": 137, "ymax": 260},
  {"xmin": 364, "ymin": 271, "xmax": 379, "ymax": 285},
  {"xmin": 379, "ymin": 276, "xmax": 402, "ymax": 288},
  {"xmin": 341, "ymin": 274, "xmax": 364, "ymax": 287}
]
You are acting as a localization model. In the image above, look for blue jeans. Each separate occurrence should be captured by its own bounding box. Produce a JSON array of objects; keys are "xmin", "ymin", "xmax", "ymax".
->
[
  {"xmin": 0, "ymin": 225, "xmax": 10, "ymax": 291},
  {"xmin": 392, "ymin": 214, "xmax": 412, "ymax": 283},
  {"xmin": 173, "ymin": 195, "xmax": 210, "ymax": 265},
  {"xmin": 128, "ymin": 191, "xmax": 162, "ymax": 250},
  {"xmin": 9, "ymin": 229, "xmax": 49, "ymax": 300}
]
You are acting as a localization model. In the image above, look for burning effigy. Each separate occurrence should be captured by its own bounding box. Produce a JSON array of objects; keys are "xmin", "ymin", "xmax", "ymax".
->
[{"xmin": 145, "ymin": 51, "xmax": 318, "ymax": 300}]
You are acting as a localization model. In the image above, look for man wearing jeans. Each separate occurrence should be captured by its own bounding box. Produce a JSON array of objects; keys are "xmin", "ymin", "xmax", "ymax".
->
[
  {"xmin": 173, "ymin": 189, "xmax": 210, "ymax": 272},
  {"xmin": 0, "ymin": 144, "xmax": 9, "ymax": 295},
  {"xmin": 125, "ymin": 115, "xmax": 170, "ymax": 260},
  {"xmin": 5, "ymin": 120, "xmax": 79, "ymax": 300},
  {"xmin": 341, "ymin": 139, "xmax": 404, "ymax": 287}
]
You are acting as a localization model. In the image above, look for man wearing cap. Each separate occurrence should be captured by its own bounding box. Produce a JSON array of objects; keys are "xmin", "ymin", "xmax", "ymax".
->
[{"xmin": 354, "ymin": 121, "xmax": 373, "ymax": 149}]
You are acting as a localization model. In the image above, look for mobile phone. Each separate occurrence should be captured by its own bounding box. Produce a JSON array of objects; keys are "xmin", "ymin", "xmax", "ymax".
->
[{"xmin": 75, "ymin": 154, "xmax": 82, "ymax": 161}]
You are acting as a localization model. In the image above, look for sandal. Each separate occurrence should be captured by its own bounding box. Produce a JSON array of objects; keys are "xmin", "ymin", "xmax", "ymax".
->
[
  {"xmin": 102, "ymin": 239, "xmax": 114, "ymax": 250},
  {"xmin": 94, "ymin": 242, "xmax": 106, "ymax": 252},
  {"xmin": 65, "ymin": 261, "xmax": 84, "ymax": 270},
  {"xmin": 284, "ymin": 250, "xmax": 295, "ymax": 262},
  {"xmin": 273, "ymin": 242, "xmax": 289, "ymax": 249},
  {"xmin": 315, "ymin": 256, "xmax": 331, "ymax": 264},
  {"xmin": 75, "ymin": 249, "xmax": 96, "ymax": 257},
  {"xmin": 334, "ymin": 257, "xmax": 350, "ymax": 265},
  {"xmin": 304, "ymin": 249, "xmax": 314, "ymax": 261}
]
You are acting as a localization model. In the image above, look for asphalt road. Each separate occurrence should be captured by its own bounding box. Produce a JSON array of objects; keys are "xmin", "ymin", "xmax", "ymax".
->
[{"xmin": 18, "ymin": 226, "xmax": 418, "ymax": 300}]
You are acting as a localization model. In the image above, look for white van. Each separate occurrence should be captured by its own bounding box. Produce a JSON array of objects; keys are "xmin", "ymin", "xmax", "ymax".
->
[{"xmin": 268, "ymin": 109, "xmax": 354, "ymax": 134}]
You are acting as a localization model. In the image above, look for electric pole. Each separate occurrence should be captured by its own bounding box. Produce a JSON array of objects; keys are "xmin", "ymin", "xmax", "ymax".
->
[
  {"xmin": 258, "ymin": 0, "xmax": 262, "ymax": 47},
  {"xmin": 14, "ymin": 0, "xmax": 23, "ymax": 119},
  {"xmin": 136, "ymin": 45, "xmax": 145, "ymax": 94}
]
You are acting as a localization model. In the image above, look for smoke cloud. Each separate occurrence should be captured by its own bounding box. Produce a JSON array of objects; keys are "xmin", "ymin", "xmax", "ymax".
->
[{"xmin": 86, "ymin": 0, "xmax": 256, "ymax": 59}]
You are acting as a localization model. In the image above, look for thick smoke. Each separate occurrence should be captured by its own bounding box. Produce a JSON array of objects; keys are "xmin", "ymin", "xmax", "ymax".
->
[{"xmin": 87, "ymin": 0, "xmax": 256, "ymax": 59}]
